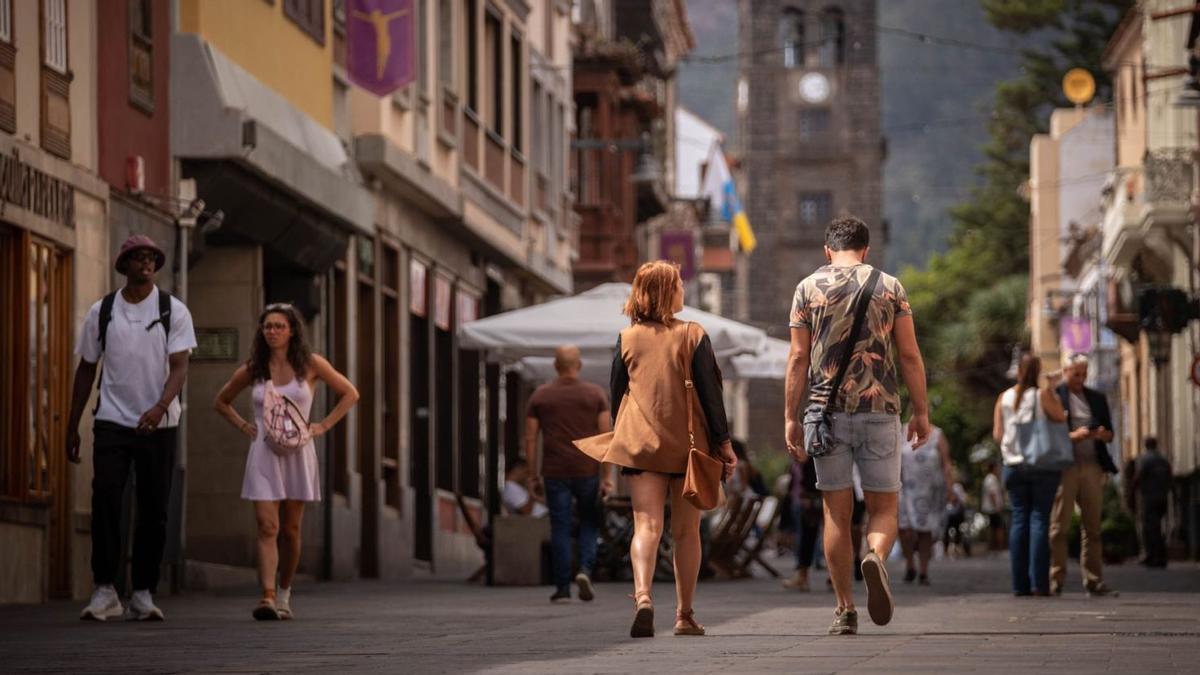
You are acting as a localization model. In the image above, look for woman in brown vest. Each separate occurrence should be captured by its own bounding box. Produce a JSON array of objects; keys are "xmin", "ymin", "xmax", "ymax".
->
[{"xmin": 601, "ymin": 261, "xmax": 737, "ymax": 637}]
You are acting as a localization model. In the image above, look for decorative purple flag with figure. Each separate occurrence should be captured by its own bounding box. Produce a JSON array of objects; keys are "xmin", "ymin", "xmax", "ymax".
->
[
  {"xmin": 660, "ymin": 230, "xmax": 696, "ymax": 281},
  {"xmin": 1060, "ymin": 317, "xmax": 1093, "ymax": 355},
  {"xmin": 347, "ymin": 0, "xmax": 415, "ymax": 97}
]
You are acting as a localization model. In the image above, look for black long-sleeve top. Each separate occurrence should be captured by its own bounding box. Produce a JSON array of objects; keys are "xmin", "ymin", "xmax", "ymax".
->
[{"xmin": 610, "ymin": 333, "xmax": 731, "ymax": 447}]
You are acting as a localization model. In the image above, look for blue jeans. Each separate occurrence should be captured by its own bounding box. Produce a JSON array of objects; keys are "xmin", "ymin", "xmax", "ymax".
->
[
  {"xmin": 1004, "ymin": 465, "xmax": 1061, "ymax": 595},
  {"xmin": 544, "ymin": 476, "xmax": 601, "ymax": 592}
]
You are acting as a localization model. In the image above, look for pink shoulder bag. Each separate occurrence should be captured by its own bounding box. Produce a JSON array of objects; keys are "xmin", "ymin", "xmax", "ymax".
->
[{"xmin": 262, "ymin": 381, "xmax": 311, "ymax": 456}]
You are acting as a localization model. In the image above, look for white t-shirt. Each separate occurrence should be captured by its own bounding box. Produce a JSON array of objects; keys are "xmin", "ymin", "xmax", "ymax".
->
[
  {"xmin": 74, "ymin": 287, "xmax": 197, "ymax": 429},
  {"xmin": 502, "ymin": 480, "xmax": 548, "ymax": 517},
  {"xmin": 981, "ymin": 473, "xmax": 1004, "ymax": 514},
  {"xmin": 999, "ymin": 387, "xmax": 1038, "ymax": 466}
]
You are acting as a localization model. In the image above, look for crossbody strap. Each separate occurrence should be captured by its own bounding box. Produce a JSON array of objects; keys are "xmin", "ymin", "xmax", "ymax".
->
[
  {"xmin": 827, "ymin": 268, "xmax": 881, "ymax": 412},
  {"xmin": 683, "ymin": 322, "xmax": 697, "ymax": 451}
]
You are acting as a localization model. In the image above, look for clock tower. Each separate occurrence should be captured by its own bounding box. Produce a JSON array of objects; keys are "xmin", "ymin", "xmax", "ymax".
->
[{"xmin": 735, "ymin": 0, "xmax": 883, "ymax": 450}]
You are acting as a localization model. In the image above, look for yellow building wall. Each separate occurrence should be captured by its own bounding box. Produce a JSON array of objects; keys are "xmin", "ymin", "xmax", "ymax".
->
[{"xmin": 179, "ymin": 0, "xmax": 334, "ymax": 129}]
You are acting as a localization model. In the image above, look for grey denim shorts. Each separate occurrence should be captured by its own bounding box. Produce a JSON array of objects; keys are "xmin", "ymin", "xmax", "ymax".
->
[{"xmin": 811, "ymin": 412, "xmax": 902, "ymax": 493}]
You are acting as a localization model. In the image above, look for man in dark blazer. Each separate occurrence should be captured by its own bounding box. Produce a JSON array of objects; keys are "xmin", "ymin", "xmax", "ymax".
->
[{"xmin": 1049, "ymin": 353, "xmax": 1118, "ymax": 597}]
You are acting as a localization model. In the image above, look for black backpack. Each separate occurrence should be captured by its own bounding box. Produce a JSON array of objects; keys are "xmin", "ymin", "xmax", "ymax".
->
[{"xmin": 93, "ymin": 288, "xmax": 173, "ymax": 413}]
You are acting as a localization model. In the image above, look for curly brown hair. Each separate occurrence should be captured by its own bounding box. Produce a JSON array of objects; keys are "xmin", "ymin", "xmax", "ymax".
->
[
  {"xmin": 624, "ymin": 260, "xmax": 681, "ymax": 325},
  {"xmin": 247, "ymin": 303, "xmax": 311, "ymax": 382}
]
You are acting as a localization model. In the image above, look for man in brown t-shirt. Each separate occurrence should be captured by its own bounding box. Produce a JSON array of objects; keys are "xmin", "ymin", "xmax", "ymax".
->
[{"xmin": 525, "ymin": 345, "xmax": 610, "ymax": 603}]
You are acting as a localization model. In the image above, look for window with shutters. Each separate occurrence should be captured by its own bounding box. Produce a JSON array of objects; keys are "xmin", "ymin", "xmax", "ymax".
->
[
  {"xmin": 284, "ymin": 0, "xmax": 326, "ymax": 45},
  {"xmin": 0, "ymin": 0, "xmax": 15, "ymax": 133},
  {"xmin": 129, "ymin": 0, "xmax": 154, "ymax": 114},
  {"xmin": 799, "ymin": 192, "xmax": 832, "ymax": 227},
  {"xmin": 40, "ymin": 0, "xmax": 71, "ymax": 159}
]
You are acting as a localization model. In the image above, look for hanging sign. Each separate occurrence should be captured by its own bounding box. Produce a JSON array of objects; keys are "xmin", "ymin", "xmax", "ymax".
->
[
  {"xmin": 347, "ymin": 0, "xmax": 416, "ymax": 97},
  {"xmin": 1059, "ymin": 317, "xmax": 1093, "ymax": 355},
  {"xmin": 410, "ymin": 258, "xmax": 427, "ymax": 317},
  {"xmin": 434, "ymin": 274, "xmax": 452, "ymax": 331}
]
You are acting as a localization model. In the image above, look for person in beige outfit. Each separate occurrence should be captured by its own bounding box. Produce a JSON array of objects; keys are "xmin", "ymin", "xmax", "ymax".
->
[
  {"xmin": 580, "ymin": 260, "xmax": 736, "ymax": 638},
  {"xmin": 1049, "ymin": 353, "xmax": 1119, "ymax": 597}
]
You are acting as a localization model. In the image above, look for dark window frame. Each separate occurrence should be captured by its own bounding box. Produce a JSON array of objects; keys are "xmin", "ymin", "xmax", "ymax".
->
[
  {"xmin": 39, "ymin": 0, "xmax": 71, "ymax": 160},
  {"xmin": 284, "ymin": 0, "xmax": 326, "ymax": 46},
  {"xmin": 128, "ymin": 0, "xmax": 154, "ymax": 115}
]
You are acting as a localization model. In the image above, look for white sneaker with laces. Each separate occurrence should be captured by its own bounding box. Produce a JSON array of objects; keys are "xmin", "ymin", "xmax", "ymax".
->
[
  {"xmin": 276, "ymin": 587, "xmax": 293, "ymax": 620},
  {"xmin": 126, "ymin": 589, "xmax": 165, "ymax": 621},
  {"xmin": 80, "ymin": 585, "xmax": 124, "ymax": 622}
]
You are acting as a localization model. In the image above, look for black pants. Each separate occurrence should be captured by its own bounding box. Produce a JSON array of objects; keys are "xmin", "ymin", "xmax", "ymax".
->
[
  {"xmin": 1140, "ymin": 499, "xmax": 1168, "ymax": 567},
  {"xmin": 91, "ymin": 421, "xmax": 176, "ymax": 593}
]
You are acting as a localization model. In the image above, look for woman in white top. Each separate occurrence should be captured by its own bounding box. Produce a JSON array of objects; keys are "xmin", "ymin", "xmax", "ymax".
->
[{"xmin": 992, "ymin": 352, "xmax": 1067, "ymax": 596}]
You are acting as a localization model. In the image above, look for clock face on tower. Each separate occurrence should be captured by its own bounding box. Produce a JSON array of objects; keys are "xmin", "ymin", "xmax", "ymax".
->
[{"xmin": 798, "ymin": 72, "xmax": 831, "ymax": 104}]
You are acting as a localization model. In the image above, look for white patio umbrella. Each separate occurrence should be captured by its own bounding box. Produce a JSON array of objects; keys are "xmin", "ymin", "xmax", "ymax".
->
[
  {"xmin": 459, "ymin": 282, "xmax": 768, "ymax": 365},
  {"xmin": 729, "ymin": 337, "xmax": 792, "ymax": 380}
]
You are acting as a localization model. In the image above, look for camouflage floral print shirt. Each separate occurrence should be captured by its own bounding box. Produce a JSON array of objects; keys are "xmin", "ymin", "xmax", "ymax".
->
[{"xmin": 789, "ymin": 263, "xmax": 912, "ymax": 415}]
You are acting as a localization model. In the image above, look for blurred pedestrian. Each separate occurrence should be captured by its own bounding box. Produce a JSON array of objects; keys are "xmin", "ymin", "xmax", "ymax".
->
[
  {"xmin": 782, "ymin": 459, "xmax": 822, "ymax": 592},
  {"xmin": 1050, "ymin": 353, "xmax": 1118, "ymax": 597},
  {"xmin": 899, "ymin": 423, "xmax": 951, "ymax": 585},
  {"xmin": 981, "ymin": 461, "xmax": 1006, "ymax": 551},
  {"xmin": 214, "ymin": 303, "xmax": 359, "ymax": 620},
  {"xmin": 589, "ymin": 260, "xmax": 736, "ymax": 637},
  {"xmin": 69, "ymin": 235, "xmax": 197, "ymax": 622},
  {"xmin": 784, "ymin": 216, "xmax": 931, "ymax": 635},
  {"xmin": 502, "ymin": 458, "xmax": 548, "ymax": 517},
  {"xmin": 525, "ymin": 344, "xmax": 611, "ymax": 604},
  {"xmin": 1133, "ymin": 437, "xmax": 1172, "ymax": 568},
  {"xmin": 728, "ymin": 439, "xmax": 768, "ymax": 499},
  {"xmin": 943, "ymin": 478, "xmax": 970, "ymax": 558},
  {"xmin": 993, "ymin": 353, "xmax": 1066, "ymax": 597}
]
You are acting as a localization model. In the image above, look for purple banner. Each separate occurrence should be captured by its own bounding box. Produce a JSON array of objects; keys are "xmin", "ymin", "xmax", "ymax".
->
[
  {"xmin": 347, "ymin": 0, "xmax": 415, "ymax": 97},
  {"xmin": 1060, "ymin": 317, "xmax": 1093, "ymax": 355},
  {"xmin": 660, "ymin": 230, "xmax": 696, "ymax": 281}
]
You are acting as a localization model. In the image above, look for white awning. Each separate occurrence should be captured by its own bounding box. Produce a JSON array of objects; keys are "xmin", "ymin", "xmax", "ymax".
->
[{"xmin": 729, "ymin": 337, "xmax": 790, "ymax": 380}]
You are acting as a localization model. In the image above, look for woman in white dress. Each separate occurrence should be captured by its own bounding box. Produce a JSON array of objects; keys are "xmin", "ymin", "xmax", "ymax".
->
[
  {"xmin": 898, "ymin": 423, "xmax": 952, "ymax": 585},
  {"xmin": 214, "ymin": 303, "xmax": 358, "ymax": 620}
]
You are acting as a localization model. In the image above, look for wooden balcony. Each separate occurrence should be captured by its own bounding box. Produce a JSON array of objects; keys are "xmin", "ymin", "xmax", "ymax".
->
[
  {"xmin": 509, "ymin": 151, "xmax": 526, "ymax": 208},
  {"xmin": 485, "ymin": 130, "xmax": 505, "ymax": 192},
  {"xmin": 463, "ymin": 108, "xmax": 481, "ymax": 171}
]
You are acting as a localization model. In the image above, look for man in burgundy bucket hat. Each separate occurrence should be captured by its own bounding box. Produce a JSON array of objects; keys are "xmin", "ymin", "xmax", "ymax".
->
[
  {"xmin": 114, "ymin": 234, "xmax": 166, "ymax": 274},
  {"xmin": 67, "ymin": 233, "xmax": 196, "ymax": 622}
]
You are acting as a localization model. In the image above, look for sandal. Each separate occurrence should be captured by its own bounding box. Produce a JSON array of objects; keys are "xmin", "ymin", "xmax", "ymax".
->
[
  {"xmin": 630, "ymin": 591, "xmax": 654, "ymax": 638},
  {"xmin": 252, "ymin": 597, "xmax": 280, "ymax": 621},
  {"xmin": 674, "ymin": 609, "xmax": 705, "ymax": 636}
]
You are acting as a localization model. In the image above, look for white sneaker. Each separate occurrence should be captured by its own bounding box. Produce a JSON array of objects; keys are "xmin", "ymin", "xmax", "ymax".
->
[
  {"xmin": 276, "ymin": 587, "xmax": 293, "ymax": 620},
  {"xmin": 126, "ymin": 589, "xmax": 165, "ymax": 621},
  {"xmin": 80, "ymin": 585, "xmax": 124, "ymax": 622}
]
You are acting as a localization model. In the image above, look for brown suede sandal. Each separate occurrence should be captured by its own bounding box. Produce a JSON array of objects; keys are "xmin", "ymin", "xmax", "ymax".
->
[
  {"xmin": 252, "ymin": 597, "xmax": 280, "ymax": 621},
  {"xmin": 674, "ymin": 609, "xmax": 705, "ymax": 636},
  {"xmin": 630, "ymin": 592, "xmax": 654, "ymax": 638}
]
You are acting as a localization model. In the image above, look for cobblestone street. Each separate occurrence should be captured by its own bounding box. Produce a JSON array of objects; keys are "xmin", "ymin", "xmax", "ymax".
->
[{"xmin": 2, "ymin": 553, "xmax": 1197, "ymax": 673}]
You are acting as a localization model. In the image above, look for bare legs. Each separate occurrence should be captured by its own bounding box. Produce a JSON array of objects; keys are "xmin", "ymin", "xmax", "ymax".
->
[
  {"xmin": 901, "ymin": 529, "xmax": 933, "ymax": 578},
  {"xmin": 823, "ymin": 489, "xmax": 899, "ymax": 610},
  {"xmin": 253, "ymin": 500, "xmax": 306, "ymax": 597},
  {"xmin": 628, "ymin": 472, "xmax": 702, "ymax": 617}
]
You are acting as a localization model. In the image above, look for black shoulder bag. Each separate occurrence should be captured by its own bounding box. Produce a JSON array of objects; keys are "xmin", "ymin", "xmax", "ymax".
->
[{"xmin": 802, "ymin": 268, "xmax": 881, "ymax": 457}]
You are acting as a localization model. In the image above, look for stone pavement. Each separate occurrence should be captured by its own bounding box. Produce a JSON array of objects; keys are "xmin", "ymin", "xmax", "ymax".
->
[{"xmin": 1, "ymin": 553, "xmax": 1198, "ymax": 674}]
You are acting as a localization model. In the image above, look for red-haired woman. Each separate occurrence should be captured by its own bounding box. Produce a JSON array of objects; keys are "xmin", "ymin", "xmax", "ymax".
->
[
  {"xmin": 215, "ymin": 303, "xmax": 358, "ymax": 620},
  {"xmin": 596, "ymin": 260, "xmax": 737, "ymax": 637}
]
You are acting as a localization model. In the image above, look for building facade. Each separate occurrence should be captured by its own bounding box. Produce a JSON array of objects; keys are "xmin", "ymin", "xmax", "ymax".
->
[
  {"xmin": 571, "ymin": 0, "xmax": 693, "ymax": 291},
  {"xmin": 171, "ymin": 0, "xmax": 577, "ymax": 588},
  {"xmin": 0, "ymin": 0, "xmax": 112, "ymax": 604},
  {"xmin": 736, "ymin": 0, "xmax": 883, "ymax": 452}
]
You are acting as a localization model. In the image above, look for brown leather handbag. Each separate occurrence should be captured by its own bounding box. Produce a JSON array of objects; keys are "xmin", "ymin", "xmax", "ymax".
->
[{"xmin": 680, "ymin": 323, "xmax": 726, "ymax": 510}]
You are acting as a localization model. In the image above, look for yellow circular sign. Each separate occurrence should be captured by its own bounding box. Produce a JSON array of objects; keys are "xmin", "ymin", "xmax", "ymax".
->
[{"xmin": 1063, "ymin": 68, "xmax": 1095, "ymax": 105}]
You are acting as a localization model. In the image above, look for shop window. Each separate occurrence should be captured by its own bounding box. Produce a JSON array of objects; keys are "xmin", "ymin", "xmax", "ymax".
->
[
  {"xmin": 456, "ymin": 293, "xmax": 481, "ymax": 498},
  {"xmin": 285, "ymin": 0, "xmax": 326, "ymax": 45},
  {"xmin": 779, "ymin": 7, "xmax": 804, "ymax": 69},
  {"xmin": 356, "ymin": 243, "xmax": 377, "ymax": 513},
  {"xmin": 408, "ymin": 258, "xmax": 433, "ymax": 561},
  {"xmin": 128, "ymin": 0, "xmax": 154, "ymax": 113},
  {"xmin": 818, "ymin": 7, "xmax": 845, "ymax": 67},
  {"xmin": 40, "ymin": 0, "xmax": 70, "ymax": 159},
  {"xmin": 381, "ymin": 244, "xmax": 402, "ymax": 511},
  {"xmin": 328, "ymin": 263, "xmax": 350, "ymax": 497},
  {"xmin": 0, "ymin": 0, "xmax": 14, "ymax": 133},
  {"xmin": 433, "ymin": 274, "xmax": 454, "ymax": 492},
  {"xmin": 0, "ymin": 229, "xmax": 70, "ymax": 596}
]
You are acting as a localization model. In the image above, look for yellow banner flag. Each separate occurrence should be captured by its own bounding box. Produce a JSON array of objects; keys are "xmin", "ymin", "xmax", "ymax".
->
[{"xmin": 734, "ymin": 211, "xmax": 757, "ymax": 254}]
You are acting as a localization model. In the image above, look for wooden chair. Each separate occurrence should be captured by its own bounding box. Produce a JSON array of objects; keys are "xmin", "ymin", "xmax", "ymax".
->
[
  {"xmin": 733, "ymin": 495, "xmax": 782, "ymax": 578},
  {"xmin": 708, "ymin": 494, "xmax": 763, "ymax": 578}
]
